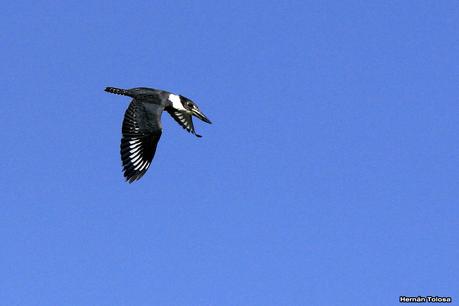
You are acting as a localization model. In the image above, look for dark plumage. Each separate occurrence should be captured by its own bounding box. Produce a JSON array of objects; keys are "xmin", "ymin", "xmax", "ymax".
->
[{"xmin": 105, "ymin": 86, "xmax": 212, "ymax": 183}]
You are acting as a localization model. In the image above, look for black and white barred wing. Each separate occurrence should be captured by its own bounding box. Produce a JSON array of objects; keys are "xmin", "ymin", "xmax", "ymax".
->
[
  {"xmin": 120, "ymin": 101, "xmax": 162, "ymax": 183},
  {"xmin": 167, "ymin": 110, "xmax": 202, "ymax": 137}
]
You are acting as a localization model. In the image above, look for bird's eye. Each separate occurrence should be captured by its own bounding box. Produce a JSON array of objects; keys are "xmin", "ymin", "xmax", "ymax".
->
[{"xmin": 187, "ymin": 102, "xmax": 193, "ymax": 108}]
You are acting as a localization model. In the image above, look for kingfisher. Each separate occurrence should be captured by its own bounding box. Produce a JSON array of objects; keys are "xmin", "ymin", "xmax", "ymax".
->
[{"xmin": 105, "ymin": 86, "xmax": 212, "ymax": 183}]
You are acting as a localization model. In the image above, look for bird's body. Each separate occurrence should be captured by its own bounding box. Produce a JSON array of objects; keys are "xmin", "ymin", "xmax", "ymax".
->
[{"xmin": 105, "ymin": 86, "xmax": 211, "ymax": 183}]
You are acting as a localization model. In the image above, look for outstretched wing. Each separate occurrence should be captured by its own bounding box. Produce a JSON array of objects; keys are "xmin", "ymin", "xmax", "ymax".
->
[
  {"xmin": 120, "ymin": 100, "xmax": 162, "ymax": 183},
  {"xmin": 166, "ymin": 109, "xmax": 202, "ymax": 137}
]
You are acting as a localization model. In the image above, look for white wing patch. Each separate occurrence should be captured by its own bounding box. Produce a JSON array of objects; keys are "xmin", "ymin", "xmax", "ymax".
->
[
  {"xmin": 127, "ymin": 137, "xmax": 147, "ymax": 169},
  {"xmin": 175, "ymin": 111, "xmax": 192, "ymax": 131},
  {"xmin": 168, "ymin": 94, "xmax": 186, "ymax": 111},
  {"xmin": 126, "ymin": 148, "xmax": 149, "ymax": 171},
  {"xmin": 166, "ymin": 106, "xmax": 201, "ymax": 137}
]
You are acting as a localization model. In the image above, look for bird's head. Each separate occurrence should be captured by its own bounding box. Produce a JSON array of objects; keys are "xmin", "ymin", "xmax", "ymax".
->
[{"xmin": 169, "ymin": 94, "xmax": 212, "ymax": 124}]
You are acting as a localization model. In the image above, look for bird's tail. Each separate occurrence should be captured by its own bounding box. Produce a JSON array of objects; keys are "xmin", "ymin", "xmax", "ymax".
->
[{"xmin": 105, "ymin": 87, "xmax": 131, "ymax": 96}]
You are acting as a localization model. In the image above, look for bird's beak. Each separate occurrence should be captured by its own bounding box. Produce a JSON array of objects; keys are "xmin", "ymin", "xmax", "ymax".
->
[{"xmin": 192, "ymin": 109, "xmax": 212, "ymax": 124}]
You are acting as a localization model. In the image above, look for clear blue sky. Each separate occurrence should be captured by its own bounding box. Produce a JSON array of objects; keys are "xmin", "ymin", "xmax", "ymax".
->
[{"xmin": 1, "ymin": 1, "xmax": 458, "ymax": 305}]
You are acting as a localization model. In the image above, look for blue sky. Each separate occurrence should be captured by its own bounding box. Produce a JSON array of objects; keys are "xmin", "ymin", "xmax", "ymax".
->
[{"xmin": 1, "ymin": 1, "xmax": 458, "ymax": 305}]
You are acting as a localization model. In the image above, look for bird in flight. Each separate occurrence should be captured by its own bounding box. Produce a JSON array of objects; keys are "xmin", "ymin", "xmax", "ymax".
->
[{"xmin": 105, "ymin": 86, "xmax": 212, "ymax": 183}]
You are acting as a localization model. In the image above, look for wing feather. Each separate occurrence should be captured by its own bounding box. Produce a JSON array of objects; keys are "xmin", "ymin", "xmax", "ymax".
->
[
  {"xmin": 120, "ymin": 100, "xmax": 162, "ymax": 183},
  {"xmin": 166, "ymin": 109, "xmax": 202, "ymax": 137}
]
